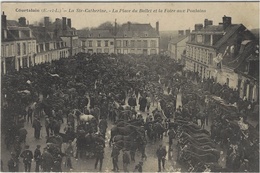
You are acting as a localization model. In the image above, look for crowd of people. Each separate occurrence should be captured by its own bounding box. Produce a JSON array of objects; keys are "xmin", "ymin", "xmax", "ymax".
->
[{"xmin": 1, "ymin": 52, "xmax": 258, "ymax": 172}]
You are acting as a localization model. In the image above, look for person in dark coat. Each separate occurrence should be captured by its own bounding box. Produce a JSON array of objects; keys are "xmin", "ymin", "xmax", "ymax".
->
[
  {"xmin": 95, "ymin": 144, "xmax": 104, "ymax": 171},
  {"xmin": 139, "ymin": 96, "xmax": 147, "ymax": 112},
  {"xmin": 32, "ymin": 117, "xmax": 42, "ymax": 139},
  {"xmin": 27, "ymin": 107, "xmax": 33, "ymax": 124},
  {"xmin": 156, "ymin": 145, "xmax": 167, "ymax": 172},
  {"xmin": 128, "ymin": 95, "xmax": 137, "ymax": 110},
  {"xmin": 20, "ymin": 145, "xmax": 33, "ymax": 172},
  {"xmin": 34, "ymin": 145, "xmax": 42, "ymax": 172},
  {"xmin": 99, "ymin": 118, "xmax": 108, "ymax": 138},
  {"xmin": 123, "ymin": 150, "xmax": 130, "ymax": 172},
  {"xmin": 18, "ymin": 127, "xmax": 28, "ymax": 143},
  {"xmin": 65, "ymin": 140, "xmax": 74, "ymax": 170},
  {"xmin": 8, "ymin": 152, "xmax": 19, "ymax": 172},
  {"xmin": 45, "ymin": 117, "xmax": 50, "ymax": 138},
  {"xmin": 111, "ymin": 146, "xmax": 120, "ymax": 171},
  {"xmin": 13, "ymin": 136, "xmax": 22, "ymax": 159},
  {"xmin": 41, "ymin": 148, "xmax": 54, "ymax": 172}
]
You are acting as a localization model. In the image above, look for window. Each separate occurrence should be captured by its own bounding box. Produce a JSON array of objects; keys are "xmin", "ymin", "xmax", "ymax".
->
[
  {"xmin": 137, "ymin": 49, "xmax": 142, "ymax": 54},
  {"xmin": 117, "ymin": 49, "xmax": 121, "ymax": 54},
  {"xmin": 110, "ymin": 41, "xmax": 114, "ymax": 45},
  {"xmin": 17, "ymin": 43, "xmax": 21, "ymax": 56},
  {"xmin": 151, "ymin": 40, "xmax": 156, "ymax": 48},
  {"xmin": 23, "ymin": 43, "xmax": 26, "ymax": 55},
  {"xmin": 22, "ymin": 57, "xmax": 28, "ymax": 68},
  {"xmin": 143, "ymin": 40, "xmax": 148, "ymax": 48},
  {"xmin": 197, "ymin": 35, "xmax": 202, "ymax": 43},
  {"xmin": 208, "ymin": 53, "xmax": 213, "ymax": 65},
  {"xmin": 123, "ymin": 40, "xmax": 128, "ymax": 47},
  {"xmin": 89, "ymin": 34, "xmax": 92, "ymax": 37},
  {"xmin": 82, "ymin": 40, "xmax": 86, "ymax": 47},
  {"xmin": 89, "ymin": 41, "xmax": 93, "ymax": 47},
  {"xmin": 105, "ymin": 40, "xmax": 109, "ymax": 47},
  {"xmin": 45, "ymin": 43, "xmax": 50, "ymax": 51},
  {"xmin": 97, "ymin": 48, "xmax": 102, "ymax": 53},
  {"xmin": 98, "ymin": 34, "xmax": 101, "ymax": 37},
  {"xmin": 97, "ymin": 41, "xmax": 101, "ymax": 47},
  {"xmin": 1, "ymin": 45, "xmax": 3, "ymax": 57},
  {"xmin": 151, "ymin": 49, "xmax": 157, "ymax": 54},
  {"xmin": 130, "ymin": 49, "xmax": 135, "ymax": 54},
  {"xmin": 28, "ymin": 42, "xmax": 31, "ymax": 53},
  {"xmin": 116, "ymin": 40, "xmax": 121, "ymax": 47},
  {"xmin": 104, "ymin": 48, "xmax": 109, "ymax": 53},
  {"xmin": 137, "ymin": 40, "xmax": 141, "ymax": 47},
  {"xmin": 145, "ymin": 33, "xmax": 148, "ymax": 37},
  {"xmin": 131, "ymin": 40, "xmax": 135, "ymax": 48},
  {"xmin": 5, "ymin": 45, "xmax": 8, "ymax": 56}
]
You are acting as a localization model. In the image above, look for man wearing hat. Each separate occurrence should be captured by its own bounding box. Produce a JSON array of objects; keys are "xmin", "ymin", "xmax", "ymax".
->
[
  {"xmin": 111, "ymin": 145, "xmax": 120, "ymax": 171},
  {"xmin": 94, "ymin": 143, "xmax": 104, "ymax": 171},
  {"xmin": 8, "ymin": 152, "xmax": 19, "ymax": 172},
  {"xmin": 32, "ymin": 117, "xmax": 42, "ymax": 139},
  {"xmin": 45, "ymin": 116, "xmax": 50, "ymax": 137},
  {"xmin": 34, "ymin": 145, "xmax": 41, "ymax": 172},
  {"xmin": 20, "ymin": 145, "xmax": 33, "ymax": 172}
]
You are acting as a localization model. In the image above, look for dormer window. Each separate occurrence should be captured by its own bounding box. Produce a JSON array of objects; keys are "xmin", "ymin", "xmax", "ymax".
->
[
  {"xmin": 89, "ymin": 34, "xmax": 92, "ymax": 37},
  {"xmin": 98, "ymin": 34, "xmax": 101, "ymax": 37},
  {"xmin": 145, "ymin": 34, "xmax": 148, "ymax": 37},
  {"xmin": 124, "ymin": 34, "xmax": 127, "ymax": 37}
]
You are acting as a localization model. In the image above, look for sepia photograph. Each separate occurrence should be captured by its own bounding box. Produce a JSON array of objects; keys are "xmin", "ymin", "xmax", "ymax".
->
[{"xmin": 0, "ymin": 1, "xmax": 259, "ymax": 172}]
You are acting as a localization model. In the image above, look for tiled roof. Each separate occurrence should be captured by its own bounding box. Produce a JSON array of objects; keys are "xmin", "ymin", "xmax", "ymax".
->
[
  {"xmin": 6, "ymin": 20, "xmax": 22, "ymax": 27},
  {"xmin": 116, "ymin": 23, "xmax": 159, "ymax": 38},
  {"xmin": 2, "ymin": 21, "xmax": 35, "ymax": 41},
  {"xmin": 214, "ymin": 24, "xmax": 244, "ymax": 48},
  {"xmin": 77, "ymin": 29, "xmax": 114, "ymax": 38},
  {"xmin": 47, "ymin": 19, "xmax": 77, "ymax": 37},
  {"xmin": 30, "ymin": 26, "xmax": 53, "ymax": 43},
  {"xmin": 169, "ymin": 35, "xmax": 188, "ymax": 44},
  {"xmin": 199, "ymin": 25, "xmax": 224, "ymax": 32}
]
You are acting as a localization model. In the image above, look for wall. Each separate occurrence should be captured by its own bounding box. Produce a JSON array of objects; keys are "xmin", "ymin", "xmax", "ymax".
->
[
  {"xmin": 115, "ymin": 37, "xmax": 159, "ymax": 55},
  {"xmin": 1, "ymin": 39, "xmax": 37, "ymax": 74},
  {"xmin": 80, "ymin": 38, "xmax": 115, "ymax": 54}
]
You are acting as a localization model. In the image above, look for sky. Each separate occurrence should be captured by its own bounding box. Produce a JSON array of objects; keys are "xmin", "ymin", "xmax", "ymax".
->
[{"xmin": 1, "ymin": 2, "xmax": 259, "ymax": 31}]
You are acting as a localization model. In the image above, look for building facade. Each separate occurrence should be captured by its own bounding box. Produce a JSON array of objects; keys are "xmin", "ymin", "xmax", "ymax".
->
[
  {"xmin": 1, "ymin": 13, "xmax": 37, "ymax": 74},
  {"xmin": 30, "ymin": 25, "xmax": 69, "ymax": 65},
  {"xmin": 78, "ymin": 29, "xmax": 115, "ymax": 54},
  {"xmin": 115, "ymin": 22, "xmax": 159, "ymax": 55},
  {"xmin": 168, "ymin": 30, "xmax": 190, "ymax": 61},
  {"xmin": 182, "ymin": 16, "xmax": 258, "ymax": 101},
  {"xmin": 78, "ymin": 21, "xmax": 160, "ymax": 55}
]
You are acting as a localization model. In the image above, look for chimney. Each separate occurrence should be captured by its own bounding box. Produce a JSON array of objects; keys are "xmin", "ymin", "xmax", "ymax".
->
[
  {"xmin": 204, "ymin": 19, "xmax": 213, "ymax": 28},
  {"xmin": 127, "ymin": 21, "xmax": 131, "ymax": 31},
  {"xmin": 185, "ymin": 29, "xmax": 190, "ymax": 35},
  {"xmin": 44, "ymin": 16, "xmax": 49, "ymax": 28},
  {"xmin": 2, "ymin": 12, "xmax": 7, "ymax": 29},
  {"xmin": 156, "ymin": 21, "xmax": 159, "ymax": 34},
  {"xmin": 204, "ymin": 19, "xmax": 208, "ymax": 28},
  {"xmin": 62, "ymin": 17, "xmax": 67, "ymax": 30},
  {"xmin": 18, "ymin": 17, "xmax": 26, "ymax": 26},
  {"xmin": 223, "ymin": 15, "xmax": 232, "ymax": 30},
  {"xmin": 67, "ymin": 18, "xmax": 71, "ymax": 28},
  {"xmin": 114, "ymin": 19, "xmax": 117, "ymax": 36},
  {"xmin": 178, "ymin": 30, "xmax": 184, "ymax": 35},
  {"xmin": 194, "ymin": 24, "xmax": 203, "ymax": 31}
]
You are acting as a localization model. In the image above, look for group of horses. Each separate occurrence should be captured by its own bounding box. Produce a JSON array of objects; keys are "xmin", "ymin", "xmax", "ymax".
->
[{"xmin": 171, "ymin": 117, "xmax": 224, "ymax": 172}]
